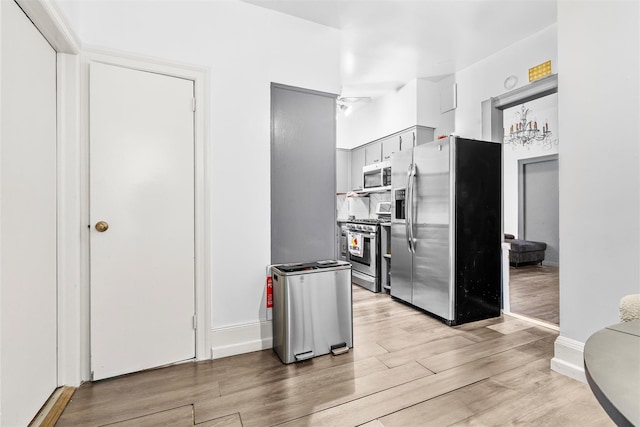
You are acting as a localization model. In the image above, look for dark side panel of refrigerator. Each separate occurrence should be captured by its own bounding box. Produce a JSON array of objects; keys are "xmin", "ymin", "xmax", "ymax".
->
[{"xmin": 454, "ymin": 138, "xmax": 502, "ymax": 324}]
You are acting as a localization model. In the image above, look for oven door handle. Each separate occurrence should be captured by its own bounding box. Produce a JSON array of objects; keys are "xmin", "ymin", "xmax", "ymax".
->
[{"xmin": 347, "ymin": 231, "xmax": 376, "ymax": 239}]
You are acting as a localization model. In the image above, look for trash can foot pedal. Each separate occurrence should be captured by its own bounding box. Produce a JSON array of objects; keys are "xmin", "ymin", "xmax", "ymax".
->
[
  {"xmin": 331, "ymin": 342, "xmax": 349, "ymax": 356},
  {"xmin": 294, "ymin": 350, "xmax": 315, "ymax": 362}
]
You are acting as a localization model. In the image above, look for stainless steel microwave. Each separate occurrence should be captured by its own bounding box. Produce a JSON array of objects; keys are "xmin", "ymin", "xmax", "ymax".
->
[{"xmin": 363, "ymin": 161, "xmax": 391, "ymax": 191}]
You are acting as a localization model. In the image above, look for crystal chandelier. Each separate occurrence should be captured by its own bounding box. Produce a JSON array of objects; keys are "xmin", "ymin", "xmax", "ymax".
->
[{"xmin": 504, "ymin": 104, "xmax": 554, "ymax": 149}]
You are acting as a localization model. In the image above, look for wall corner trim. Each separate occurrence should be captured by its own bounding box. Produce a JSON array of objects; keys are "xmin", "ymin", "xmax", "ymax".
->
[
  {"xmin": 550, "ymin": 335, "xmax": 587, "ymax": 383},
  {"xmin": 15, "ymin": 0, "xmax": 81, "ymax": 53},
  {"xmin": 210, "ymin": 321, "xmax": 273, "ymax": 360}
]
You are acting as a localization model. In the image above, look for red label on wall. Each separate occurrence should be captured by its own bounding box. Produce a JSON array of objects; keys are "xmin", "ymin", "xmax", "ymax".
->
[{"xmin": 266, "ymin": 276, "xmax": 273, "ymax": 308}]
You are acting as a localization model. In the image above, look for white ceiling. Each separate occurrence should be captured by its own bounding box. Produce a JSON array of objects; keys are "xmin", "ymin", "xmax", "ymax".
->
[{"xmin": 242, "ymin": 0, "xmax": 557, "ymax": 99}]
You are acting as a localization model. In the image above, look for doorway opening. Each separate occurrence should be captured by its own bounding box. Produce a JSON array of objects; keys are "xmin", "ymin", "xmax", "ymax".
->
[
  {"xmin": 510, "ymin": 154, "xmax": 559, "ymax": 325},
  {"xmin": 482, "ymin": 75, "xmax": 560, "ymax": 328}
]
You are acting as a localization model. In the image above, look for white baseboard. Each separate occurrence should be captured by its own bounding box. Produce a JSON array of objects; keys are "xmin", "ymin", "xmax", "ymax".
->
[
  {"xmin": 210, "ymin": 321, "xmax": 273, "ymax": 359},
  {"xmin": 550, "ymin": 335, "xmax": 586, "ymax": 383}
]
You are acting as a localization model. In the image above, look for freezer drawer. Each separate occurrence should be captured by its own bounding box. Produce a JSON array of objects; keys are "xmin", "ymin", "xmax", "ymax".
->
[{"xmin": 272, "ymin": 261, "xmax": 353, "ymax": 364}]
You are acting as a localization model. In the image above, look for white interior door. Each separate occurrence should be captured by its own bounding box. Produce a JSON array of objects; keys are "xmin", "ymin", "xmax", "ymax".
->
[
  {"xmin": 90, "ymin": 62, "xmax": 196, "ymax": 380},
  {"xmin": 1, "ymin": 0, "xmax": 58, "ymax": 424}
]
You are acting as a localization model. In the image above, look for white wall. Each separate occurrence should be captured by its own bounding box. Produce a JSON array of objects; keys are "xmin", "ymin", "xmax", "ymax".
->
[
  {"xmin": 338, "ymin": 21, "xmax": 557, "ymax": 151},
  {"xmin": 1, "ymin": 0, "xmax": 59, "ymax": 422},
  {"xmin": 337, "ymin": 79, "xmax": 419, "ymax": 149},
  {"xmin": 55, "ymin": 0, "xmax": 341, "ymax": 356},
  {"xmin": 556, "ymin": 0, "xmax": 639, "ymax": 345},
  {"xmin": 503, "ymin": 93, "xmax": 559, "ymax": 236},
  {"xmin": 421, "ymin": 75, "xmax": 455, "ymax": 139},
  {"xmin": 455, "ymin": 25, "xmax": 558, "ymax": 139},
  {"xmin": 337, "ymin": 78, "xmax": 451, "ymax": 149}
]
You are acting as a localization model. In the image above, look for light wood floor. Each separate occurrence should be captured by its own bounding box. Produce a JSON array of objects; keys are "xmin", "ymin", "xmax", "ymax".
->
[
  {"xmin": 509, "ymin": 264, "xmax": 559, "ymax": 325},
  {"xmin": 57, "ymin": 286, "xmax": 610, "ymax": 427}
]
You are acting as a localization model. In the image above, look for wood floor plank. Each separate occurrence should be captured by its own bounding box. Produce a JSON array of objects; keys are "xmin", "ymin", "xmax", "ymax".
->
[
  {"xmin": 56, "ymin": 364, "xmax": 222, "ymax": 426},
  {"xmin": 194, "ymin": 413, "xmax": 243, "ymax": 427},
  {"xmin": 509, "ymin": 264, "xmax": 559, "ymax": 325},
  {"xmin": 487, "ymin": 316, "xmax": 539, "ymax": 334},
  {"xmin": 453, "ymin": 315, "xmax": 510, "ymax": 331},
  {"xmin": 101, "ymin": 405, "xmax": 193, "ymax": 427},
  {"xmin": 197, "ymin": 356, "xmax": 390, "ymax": 421},
  {"xmin": 451, "ymin": 368, "xmax": 612, "ymax": 426},
  {"xmin": 353, "ymin": 314, "xmax": 437, "ymax": 344},
  {"xmin": 58, "ymin": 285, "xmax": 603, "ymax": 427},
  {"xmin": 377, "ymin": 392, "xmax": 474, "ymax": 427},
  {"xmin": 274, "ymin": 344, "xmax": 552, "ymax": 427},
  {"xmin": 375, "ymin": 335, "xmax": 476, "ymax": 368},
  {"xmin": 218, "ymin": 342, "xmax": 387, "ymax": 396},
  {"xmin": 196, "ymin": 361, "xmax": 432, "ymax": 427},
  {"xmin": 375, "ymin": 322, "xmax": 470, "ymax": 353},
  {"xmin": 456, "ymin": 325, "xmax": 505, "ymax": 342},
  {"xmin": 444, "ymin": 359, "xmax": 553, "ymax": 417},
  {"xmin": 416, "ymin": 329, "xmax": 542, "ymax": 373},
  {"xmin": 359, "ymin": 420, "xmax": 385, "ymax": 427},
  {"xmin": 446, "ymin": 343, "xmax": 612, "ymax": 427}
]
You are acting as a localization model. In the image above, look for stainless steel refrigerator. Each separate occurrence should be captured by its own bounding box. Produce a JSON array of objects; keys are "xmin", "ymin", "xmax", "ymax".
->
[{"xmin": 390, "ymin": 136, "xmax": 501, "ymax": 325}]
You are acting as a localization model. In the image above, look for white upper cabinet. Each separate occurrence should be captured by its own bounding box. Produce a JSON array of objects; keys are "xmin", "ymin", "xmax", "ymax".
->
[
  {"xmin": 382, "ymin": 135, "xmax": 400, "ymax": 161},
  {"xmin": 399, "ymin": 129, "xmax": 415, "ymax": 151},
  {"xmin": 345, "ymin": 126, "xmax": 435, "ymax": 190},
  {"xmin": 364, "ymin": 141, "xmax": 382, "ymax": 165},
  {"xmin": 350, "ymin": 146, "xmax": 365, "ymax": 190}
]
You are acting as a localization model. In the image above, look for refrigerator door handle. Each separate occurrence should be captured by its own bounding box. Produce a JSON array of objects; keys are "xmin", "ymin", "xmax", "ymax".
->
[
  {"xmin": 408, "ymin": 163, "xmax": 416, "ymax": 253},
  {"xmin": 409, "ymin": 163, "xmax": 416, "ymax": 254},
  {"xmin": 405, "ymin": 164, "xmax": 413, "ymax": 253}
]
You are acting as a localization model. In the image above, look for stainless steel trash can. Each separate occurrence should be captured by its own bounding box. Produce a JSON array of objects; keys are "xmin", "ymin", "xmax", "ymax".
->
[{"xmin": 271, "ymin": 260, "xmax": 353, "ymax": 364}]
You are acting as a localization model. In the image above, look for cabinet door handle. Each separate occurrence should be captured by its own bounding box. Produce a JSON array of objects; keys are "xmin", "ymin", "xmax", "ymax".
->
[{"xmin": 399, "ymin": 135, "xmax": 402, "ymax": 151}]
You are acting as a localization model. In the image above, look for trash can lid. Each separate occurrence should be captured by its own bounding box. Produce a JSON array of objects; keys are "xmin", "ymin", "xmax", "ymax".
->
[{"xmin": 273, "ymin": 260, "xmax": 349, "ymax": 273}]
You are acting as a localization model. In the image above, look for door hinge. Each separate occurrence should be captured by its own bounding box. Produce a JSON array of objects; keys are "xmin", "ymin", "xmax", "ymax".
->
[
  {"xmin": 192, "ymin": 315, "xmax": 197, "ymax": 330},
  {"xmin": 192, "ymin": 98, "xmax": 196, "ymax": 112}
]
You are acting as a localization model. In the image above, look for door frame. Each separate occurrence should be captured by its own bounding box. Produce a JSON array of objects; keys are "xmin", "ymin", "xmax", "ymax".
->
[
  {"xmin": 81, "ymin": 50, "xmax": 211, "ymax": 379},
  {"xmin": 8, "ymin": 1, "xmax": 211, "ymax": 385},
  {"xmin": 481, "ymin": 74, "xmax": 559, "ymax": 327}
]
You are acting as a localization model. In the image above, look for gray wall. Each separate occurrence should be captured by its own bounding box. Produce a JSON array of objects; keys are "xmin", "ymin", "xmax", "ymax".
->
[
  {"xmin": 520, "ymin": 156, "xmax": 559, "ymax": 266},
  {"xmin": 558, "ymin": 1, "xmax": 639, "ymax": 343},
  {"xmin": 271, "ymin": 83, "xmax": 337, "ymax": 264},
  {"xmin": 336, "ymin": 148, "xmax": 351, "ymax": 194}
]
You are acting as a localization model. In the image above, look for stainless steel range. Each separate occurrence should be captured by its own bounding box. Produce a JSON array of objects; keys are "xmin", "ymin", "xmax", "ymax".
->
[{"xmin": 345, "ymin": 218, "xmax": 385, "ymax": 293}]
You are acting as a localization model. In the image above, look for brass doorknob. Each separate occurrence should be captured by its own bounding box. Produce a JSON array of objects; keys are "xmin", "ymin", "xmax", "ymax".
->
[{"xmin": 95, "ymin": 221, "xmax": 109, "ymax": 232}]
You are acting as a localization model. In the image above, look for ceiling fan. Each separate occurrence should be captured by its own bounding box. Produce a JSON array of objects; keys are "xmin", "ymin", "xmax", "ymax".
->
[
  {"xmin": 338, "ymin": 96, "xmax": 371, "ymax": 103},
  {"xmin": 336, "ymin": 96, "xmax": 371, "ymax": 116}
]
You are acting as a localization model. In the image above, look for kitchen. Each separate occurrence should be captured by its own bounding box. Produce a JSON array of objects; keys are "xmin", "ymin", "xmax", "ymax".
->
[
  {"xmin": 337, "ymin": 124, "xmax": 502, "ymax": 326},
  {"xmin": 2, "ymin": 0, "xmax": 638, "ymax": 425}
]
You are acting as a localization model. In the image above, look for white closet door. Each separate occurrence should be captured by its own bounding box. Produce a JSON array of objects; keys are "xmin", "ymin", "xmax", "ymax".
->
[
  {"xmin": 89, "ymin": 62, "xmax": 196, "ymax": 380},
  {"xmin": 0, "ymin": 1, "xmax": 58, "ymax": 425}
]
